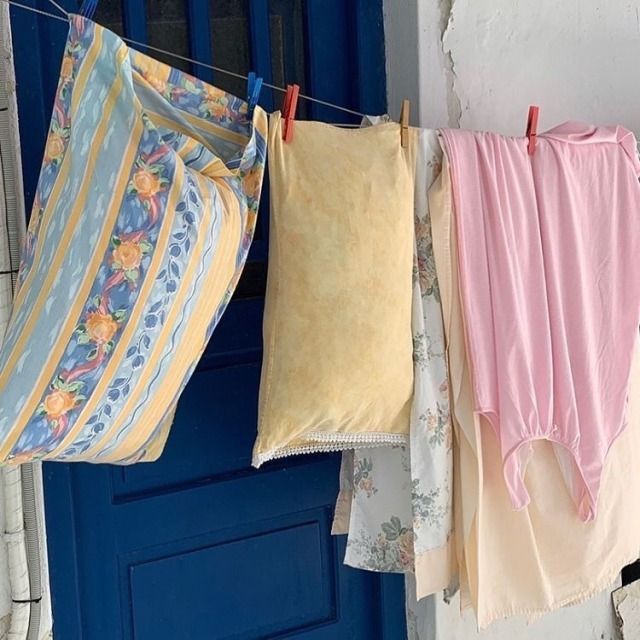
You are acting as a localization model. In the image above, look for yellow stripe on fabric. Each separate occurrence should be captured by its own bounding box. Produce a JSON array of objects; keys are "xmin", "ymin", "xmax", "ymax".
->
[
  {"xmin": 10, "ymin": 26, "xmax": 105, "ymax": 313},
  {"xmin": 180, "ymin": 108, "xmax": 250, "ymax": 147},
  {"xmin": 70, "ymin": 25, "xmax": 105, "ymax": 114},
  {"xmin": 0, "ymin": 43, "xmax": 127, "ymax": 399},
  {"xmin": 253, "ymin": 107, "xmax": 268, "ymax": 141},
  {"xmin": 85, "ymin": 173, "xmax": 225, "ymax": 462},
  {"xmin": 142, "ymin": 108, "xmax": 243, "ymax": 172},
  {"xmin": 0, "ymin": 65, "xmax": 137, "ymax": 461},
  {"xmin": 47, "ymin": 161, "xmax": 186, "ymax": 459},
  {"xmin": 132, "ymin": 402, "xmax": 177, "ymax": 463},
  {"xmin": 142, "ymin": 109, "xmax": 216, "ymax": 158},
  {"xmin": 197, "ymin": 156, "xmax": 231, "ymax": 179},
  {"xmin": 98, "ymin": 179, "xmax": 242, "ymax": 463},
  {"xmin": 177, "ymin": 135, "xmax": 199, "ymax": 159}
]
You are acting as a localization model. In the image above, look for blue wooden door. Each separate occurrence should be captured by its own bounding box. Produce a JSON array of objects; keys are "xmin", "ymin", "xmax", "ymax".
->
[{"xmin": 12, "ymin": 1, "xmax": 405, "ymax": 638}]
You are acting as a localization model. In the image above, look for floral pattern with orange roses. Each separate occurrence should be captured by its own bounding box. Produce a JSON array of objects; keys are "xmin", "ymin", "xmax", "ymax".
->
[
  {"xmin": 127, "ymin": 153, "xmax": 171, "ymax": 226},
  {"xmin": 60, "ymin": 107, "xmax": 265, "ymax": 461},
  {"xmin": 10, "ymin": 125, "xmax": 174, "ymax": 460},
  {"xmin": 11, "ymin": 15, "xmax": 266, "ymax": 461},
  {"xmin": 17, "ymin": 18, "xmax": 92, "ymax": 290},
  {"xmin": 36, "ymin": 376, "xmax": 86, "ymax": 438},
  {"xmin": 346, "ymin": 516, "xmax": 415, "ymax": 573},
  {"xmin": 110, "ymin": 233, "xmax": 153, "ymax": 286},
  {"xmin": 137, "ymin": 65, "xmax": 248, "ymax": 133},
  {"xmin": 353, "ymin": 456, "xmax": 378, "ymax": 498},
  {"xmin": 95, "ymin": 124, "xmax": 266, "ymax": 462},
  {"xmin": 73, "ymin": 175, "xmax": 203, "ymax": 458}
]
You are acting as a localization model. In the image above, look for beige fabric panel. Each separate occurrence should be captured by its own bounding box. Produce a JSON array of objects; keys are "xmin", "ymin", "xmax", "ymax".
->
[
  {"xmin": 430, "ymin": 154, "xmax": 640, "ymax": 627},
  {"xmin": 254, "ymin": 113, "xmax": 415, "ymax": 465}
]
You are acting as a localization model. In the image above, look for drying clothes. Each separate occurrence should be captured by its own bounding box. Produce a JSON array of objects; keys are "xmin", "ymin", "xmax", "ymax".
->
[
  {"xmin": 404, "ymin": 573, "xmax": 622, "ymax": 640},
  {"xmin": 430, "ymin": 155, "xmax": 640, "ymax": 628},
  {"xmin": 334, "ymin": 447, "xmax": 415, "ymax": 569},
  {"xmin": 440, "ymin": 124, "xmax": 640, "ymax": 521},
  {"xmin": 253, "ymin": 113, "xmax": 415, "ymax": 466},
  {"xmin": 332, "ymin": 126, "xmax": 455, "ymax": 600},
  {"xmin": 0, "ymin": 15, "xmax": 266, "ymax": 464}
]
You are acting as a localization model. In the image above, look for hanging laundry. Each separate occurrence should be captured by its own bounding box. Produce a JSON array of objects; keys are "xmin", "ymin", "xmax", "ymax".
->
[
  {"xmin": 332, "ymin": 122, "xmax": 455, "ymax": 601},
  {"xmin": 0, "ymin": 15, "xmax": 267, "ymax": 464},
  {"xmin": 253, "ymin": 113, "xmax": 415, "ymax": 466},
  {"xmin": 430, "ymin": 154, "xmax": 640, "ymax": 627},
  {"xmin": 404, "ymin": 572, "xmax": 622, "ymax": 640},
  {"xmin": 440, "ymin": 123, "xmax": 640, "ymax": 521}
]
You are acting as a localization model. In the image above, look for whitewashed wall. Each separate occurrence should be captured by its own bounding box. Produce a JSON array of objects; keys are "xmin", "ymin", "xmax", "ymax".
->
[
  {"xmin": 385, "ymin": 0, "xmax": 640, "ymax": 135},
  {"xmin": 383, "ymin": 0, "xmax": 636, "ymax": 637}
]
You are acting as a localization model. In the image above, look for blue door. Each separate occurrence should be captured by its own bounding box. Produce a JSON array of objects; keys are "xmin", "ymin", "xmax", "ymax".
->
[{"xmin": 12, "ymin": 1, "xmax": 405, "ymax": 638}]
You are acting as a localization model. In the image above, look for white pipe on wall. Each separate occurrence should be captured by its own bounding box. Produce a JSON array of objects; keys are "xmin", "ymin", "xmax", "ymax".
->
[
  {"xmin": 3, "ymin": 468, "xmax": 30, "ymax": 640},
  {"xmin": 0, "ymin": 4, "xmax": 51, "ymax": 639}
]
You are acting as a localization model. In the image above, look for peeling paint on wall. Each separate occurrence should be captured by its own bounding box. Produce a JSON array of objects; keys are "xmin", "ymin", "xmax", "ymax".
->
[
  {"xmin": 436, "ymin": 0, "xmax": 640, "ymax": 134},
  {"xmin": 613, "ymin": 580, "xmax": 640, "ymax": 639},
  {"xmin": 0, "ymin": 613, "xmax": 10, "ymax": 639},
  {"xmin": 439, "ymin": 0, "xmax": 462, "ymax": 126}
]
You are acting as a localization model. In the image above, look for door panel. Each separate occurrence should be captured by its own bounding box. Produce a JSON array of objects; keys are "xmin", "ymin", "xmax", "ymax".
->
[{"xmin": 11, "ymin": 1, "xmax": 404, "ymax": 638}]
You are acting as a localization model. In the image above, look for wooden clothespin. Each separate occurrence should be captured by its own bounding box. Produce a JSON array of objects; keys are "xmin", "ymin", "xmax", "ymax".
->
[
  {"xmin": 400, "ymin": 99, "xmax": 410, "ymax": 148},
  {"xmin": 526, "ymin": 105, "xmax": 540, "ymax": 155},
  {"xmin": 282, "ymin": 84, "xmax": 300, "ymax": 142}
]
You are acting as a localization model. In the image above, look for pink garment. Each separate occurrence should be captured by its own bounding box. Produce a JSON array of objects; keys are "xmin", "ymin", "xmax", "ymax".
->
[{"xmin": 440, "ymin": 123, "xmax": 640, "ymax": 521}]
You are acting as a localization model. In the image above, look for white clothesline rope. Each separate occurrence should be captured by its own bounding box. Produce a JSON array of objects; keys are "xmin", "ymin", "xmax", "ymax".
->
[{"xmin": 5, "ymin": 0, "xmax": 368, "ymax": 119}]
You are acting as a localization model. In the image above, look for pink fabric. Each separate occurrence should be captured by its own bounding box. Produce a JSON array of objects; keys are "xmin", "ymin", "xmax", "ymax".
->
[{"xmin": 440, "ymin": 123, "xmax": 640, "ymax": 521}]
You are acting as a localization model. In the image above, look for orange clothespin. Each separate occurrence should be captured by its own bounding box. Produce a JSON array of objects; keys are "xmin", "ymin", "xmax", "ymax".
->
[
  {"xmin": 400, "ymin": 99, "xmax": 410, "ymax": 148},
  {"xmin": 282, "ymin": 84, "xmax": 300, "ymax": 142},
  {"xmin": 526, "ymin": 105, "xmax": 539, "ymax": 155}
]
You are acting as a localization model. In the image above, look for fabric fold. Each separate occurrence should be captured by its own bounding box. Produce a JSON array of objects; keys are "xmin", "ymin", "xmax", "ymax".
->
[
  {"xmin": 440, "ymin": 123, "xmax": 640, "ymax": 521},
  {"xmin": 253, "ymin": 114, "xmax": 415, "ymax": 466},
  {"xmin": 0, "ymin": 15, "xmax": 267, "ymax": 464},
  {"xmin": 333, "ymin": 123, "xmax": 455, "ymax": 602},
  {"xmin": 430, "ymin": 151, "xmax": 640, "ymax": 627}
]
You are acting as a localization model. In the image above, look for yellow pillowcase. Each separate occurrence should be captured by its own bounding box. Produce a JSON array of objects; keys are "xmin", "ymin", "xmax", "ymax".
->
[{"xmin": 253, "ymin": 113, "xmax": 415, "ymax": 466}]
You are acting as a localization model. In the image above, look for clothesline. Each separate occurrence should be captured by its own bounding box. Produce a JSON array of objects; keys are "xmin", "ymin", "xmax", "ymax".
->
[{"xmin": 2, "ymin": 0, "xmax": 367, "ymax": 119}]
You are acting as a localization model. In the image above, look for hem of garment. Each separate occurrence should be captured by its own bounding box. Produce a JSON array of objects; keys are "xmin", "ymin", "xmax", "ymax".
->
[
  {"xmin": 344, "ymin": 558, "xmax": 412, "ymax": 576},
  {"xmin": 474, "ymin": 550, "xmax": 639, "ymax": 629},
  {"xmin": 331, "ymin": 489, "xmax": 353, "ymax": 535},
  {"xmin": 472, "ymin": 403, "xmax": 601, "ymax": 523},
  {"xmin": 342, "ymin": 539, "xmax": 456, "ymax": 590},
  {"xmin": 498, "ymin": 430, "xmax": 598, "ymax": 521},
  {"xmin": 252, "ymin": 432, "xmax": 408, "ymax": 468},
  {"xmin": 414, "ymin": 536, "xmax": 457, "ymax": 600}
]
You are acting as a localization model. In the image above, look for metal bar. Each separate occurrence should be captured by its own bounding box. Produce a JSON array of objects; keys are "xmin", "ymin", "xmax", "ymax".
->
[{"xmin": 187, "ymin": 0, "xmax": 213, "ymax": 83}]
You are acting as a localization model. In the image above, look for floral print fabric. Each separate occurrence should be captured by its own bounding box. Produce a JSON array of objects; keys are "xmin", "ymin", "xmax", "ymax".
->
[
  {"xmin": 0, "ymin": 15, "xmax": 266, "ymax": 464},
  {"xmin": 334, "ymin": 125, "xmax": 454, "ymax": 600}
]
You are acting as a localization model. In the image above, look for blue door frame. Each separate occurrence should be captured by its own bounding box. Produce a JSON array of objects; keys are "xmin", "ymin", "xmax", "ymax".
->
[{"xmin": 11, "ymin": 2, "xmax": 405, "ymax": 638}]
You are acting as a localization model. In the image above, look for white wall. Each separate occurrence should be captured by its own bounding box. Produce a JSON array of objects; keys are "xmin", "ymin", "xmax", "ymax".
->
[
  {"xmin": 386, "ymin": 0, "xmax": 640, "ymax": 135},
  {"xmin": 0, "ymin": 4, "xmax": 52, "ymax": 638},
  {"xmin": 383, "ymin": 0, "xmax": 633, "ymax": 637},
  {"xmin": 430, "ymin": 589, "xmax": 618, "ymax": 640}
]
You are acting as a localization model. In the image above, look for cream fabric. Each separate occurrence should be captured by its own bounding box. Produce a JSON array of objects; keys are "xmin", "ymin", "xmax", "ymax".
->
[
  {"xmin": 332, "ymin": 124, "xmax": 455, "ymax": 600},
  {"xmin": 430, "ymin": 154, "xmax": 640, "ymax": 628},
  {"xmin": 253, "ymin": 113, "xmax": 415, "ymax": 466}
]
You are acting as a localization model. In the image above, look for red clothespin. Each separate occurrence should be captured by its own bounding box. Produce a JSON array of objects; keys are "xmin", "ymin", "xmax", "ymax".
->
[
  {"xmin": 282, "ymin": 84, "xmax": 300, "ymax": 142},
  {"xmin": 526, "ymin": 105, "xmax": 539, "ymax": 155}
]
